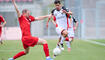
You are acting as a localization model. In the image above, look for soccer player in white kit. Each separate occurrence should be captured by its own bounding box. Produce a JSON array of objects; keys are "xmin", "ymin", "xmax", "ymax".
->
[
  {"xmin": 47, "ymin": 0, "xmax": 72, "ymax": 51},
  {"xmin": 59, "ymin": 16, "xmax": 79, "ymax": 52}
]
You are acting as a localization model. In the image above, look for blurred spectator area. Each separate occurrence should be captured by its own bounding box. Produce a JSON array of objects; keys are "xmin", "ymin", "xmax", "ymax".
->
[{"xmin": 0, "ymin": 0, "xmax": 33, "ymax": 2}]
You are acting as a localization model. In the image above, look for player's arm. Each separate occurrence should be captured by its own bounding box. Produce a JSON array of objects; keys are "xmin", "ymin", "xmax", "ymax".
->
[
  {"xmin": 12, "ymin": 0, "xmax": 21, "ymax": 17},
  {"xmin": 35, "ymin": 15, "xmax": 50, "ymax": 21},
  {"xmin": 75, "ymin": 21, "xmax": 79, "ymax": 30},
  {"xmin": 46, "ymin": 14, "xmax": 52, "ymax": 28},
  {"xmin": 68, "ymin": 11, "xmax": 72, "ymax": 15},
  {"xmin": 73, "ymin": 17, "xmax": 79, "ymax": 30},
  {"xmin": 46, "ymin": 9, "xmax": 55, "ymax": 28},
  {"xmin": 57, "ymin": 37, "xmax": 61, "ymax": 46},
  {"xmin": 0, "ymin": 17, "xmax": 6, "ymax": 27},
  {"xmin": 62, "ymin": 10, "xmax": 72, "ymax": 16},
  {"xmin": 69, "ymin": 16, "xmax": 72, "ymax": 28},
  {"xmin": 51, "ymin": 18, "xmax": 58, "ymax": 27},
  {"xmin": 62, "ymin": 6, "xmax": 72, "ymax": 15}
]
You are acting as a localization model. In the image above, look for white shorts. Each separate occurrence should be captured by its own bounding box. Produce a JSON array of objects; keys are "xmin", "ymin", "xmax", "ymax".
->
[
  {"xmin": 56, "ymin": 27, "xmax": 63, "ymax": 35},
  {"xmin": 68, "ymin": 28, "xmax": 74, "ymax": 38}
]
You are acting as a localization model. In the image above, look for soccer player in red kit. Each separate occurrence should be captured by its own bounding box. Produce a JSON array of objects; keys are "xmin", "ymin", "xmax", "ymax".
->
[
  {"xmin": 0, "ymin": 15, "xmax": 6, "ymax": 44},
  {"xmin": 8, "ymin": 0, "xmax": 53, "ymax": 60}
]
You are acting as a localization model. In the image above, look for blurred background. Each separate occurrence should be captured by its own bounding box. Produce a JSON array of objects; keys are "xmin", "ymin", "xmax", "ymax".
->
[{"xmin": 0, "ymin": 0, "xmax": 105, "ymax": 40}]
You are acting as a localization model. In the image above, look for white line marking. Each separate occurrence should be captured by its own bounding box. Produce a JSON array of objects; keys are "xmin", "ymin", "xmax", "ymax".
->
[{"xmin": 82, "ymin": 40, "xmax": 105, "ymax": 46}]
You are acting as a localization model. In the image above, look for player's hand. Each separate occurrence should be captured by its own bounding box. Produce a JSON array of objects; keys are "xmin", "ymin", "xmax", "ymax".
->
[
  {"xmin": 45, "ymin": 14, "xmax": 51, "ymax": 18},
  {"xmin": 62, "ymin": 10, "xmax": 67, "ymax": 14},
  {"xmin": 57, "ymin": 42, "xmax": 60, "ymax": 46}
]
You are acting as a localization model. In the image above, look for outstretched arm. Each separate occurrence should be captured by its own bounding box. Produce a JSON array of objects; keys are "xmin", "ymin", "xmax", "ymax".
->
[
  {"xmin": 12, "ymin": 0, "xmax": 21, "ymax": 17},
  {"xmin": 46, "ymin": 14, "xmax": 52, "ymax": 28},
  {"xmin": 35, "ymin": 15, "xmax": 50, "ymax": 21},
  {"xmin": 51, "ymin": 19, "xmax": 58, "ymax": 27}
]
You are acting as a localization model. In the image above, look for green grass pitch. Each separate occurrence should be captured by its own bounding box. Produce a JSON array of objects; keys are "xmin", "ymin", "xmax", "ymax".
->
[{"xmin": 0, "ymin": 39, "xmax": 105, "ymax": 60}]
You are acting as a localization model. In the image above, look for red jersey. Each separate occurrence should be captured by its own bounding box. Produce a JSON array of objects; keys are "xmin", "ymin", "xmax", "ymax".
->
[
  {"xmin": 0, "ymin": 16, "xmax": 5, "ymax": 25},
  {"xmin": 18, "ymin": 15, "xmax": 35, "ymax": 36}
]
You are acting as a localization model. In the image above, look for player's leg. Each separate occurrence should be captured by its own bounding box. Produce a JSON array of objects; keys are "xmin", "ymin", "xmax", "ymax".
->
[
  {"xmin": 8, "ymin": 47, "xmax": 29, "ymax": 60},
  {"xmin": 60, "ymin": 36, "xmax": 65, "ymax": 50},
  {"xmin": 56, "ymin": 36, "xmax": 61, "ymax": 48},
  {"xmin": 65, "ymin": 37, "xmax": 71, "ymax": 52},
  {"xmin": 0, "ymin": 28, "xmax": 3, "ymax": 44},
  {"xmin": 37, "ymin": 38, "xmax": 53, "ymax": 60},
  {"xmin": 68, "ymin": 28, "xmax": 75, "ymax": 44}
]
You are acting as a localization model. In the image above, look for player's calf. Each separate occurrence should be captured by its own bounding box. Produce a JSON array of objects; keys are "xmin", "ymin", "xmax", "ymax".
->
[
  {"xmin": 37, "ymin": 38, "xmax": 53, "ymax": 60},
  {"xmin": 8, "ymin": 48, "xmax": 29, "ymax": 60}
]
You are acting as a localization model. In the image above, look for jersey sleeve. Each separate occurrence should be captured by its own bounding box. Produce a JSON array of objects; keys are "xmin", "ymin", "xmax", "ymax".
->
[
  {"xmin": 62, "ymin": 6, "xmax": 69, "ymax": 12},
  {"xmin": 73, "ymin": 17, "xmax": 78, "ymax": 23},
  {"xmin": 62, "ymin": 6, "xmax": 70, "ymax": 17},
  {"xmin": 29, "ymin": 15, "xmax": 35, "ymax": 22},
  {"xmin": 0, "ymin": 16, "xmax": 5, "ymax": 22},
  {"xmin": 51, "ymin": 9, "xmax": 56, "ymax": 15},
  {"xmin": 53, "ymin": 16, "xmax": 56, "ymax": 21}
]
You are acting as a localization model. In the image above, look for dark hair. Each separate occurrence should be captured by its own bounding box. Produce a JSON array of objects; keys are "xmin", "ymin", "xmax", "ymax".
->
[
  {"xmin": 22, "ymin": 9, "xmax": 29, "ymax": 13},
  {"xmin": 54, "ymin": 0, "xmax": 61, "ymax": 4}
]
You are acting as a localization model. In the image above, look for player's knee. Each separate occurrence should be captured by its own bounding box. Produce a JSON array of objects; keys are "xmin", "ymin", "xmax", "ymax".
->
[
  {"xmin": 62, "ymin": 30, "xmax": 68, "ymax": 37},
  {"xmin": 43, "ymin": 40, "xmax": 47, "ymax": 44},
  {"xmin": 24, "ymin": 51, "xmax": 29, "ymax": 54},
  {"xmin": 24, "ymin": 48, "xmax": 29, "ymax": 54},
  {"xmin": 26, "ymin": 51, "xmax": 29, "ymax": 54}
]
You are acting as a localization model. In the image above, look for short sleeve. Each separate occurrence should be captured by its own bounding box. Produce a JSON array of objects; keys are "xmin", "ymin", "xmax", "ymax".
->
[
  {"xmin": 62, "ymin": 6, "xmax": 69, "ymax": 12},
  {"xmin": 51, "ymin": 9, "xmax": 56, "ymax": 15},
  {"xmin": 53, "ymin": 16, "xmax": 56, "ymax": 21},
  {"xmin": 0, "ymin": 16, "xmax": 5, "ymax": 22},
  {"xmin": 29, "ymin": 15, "xmax": 35, "ymax": 22}
]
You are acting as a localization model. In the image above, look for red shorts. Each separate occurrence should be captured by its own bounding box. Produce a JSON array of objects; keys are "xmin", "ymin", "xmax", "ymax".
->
[{"xmin": 22, "ymin": 36, "xmax": 39, "ymax": 49}]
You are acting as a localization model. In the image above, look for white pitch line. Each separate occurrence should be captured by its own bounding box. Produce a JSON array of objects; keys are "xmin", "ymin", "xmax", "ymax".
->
[{"xmin": 82, "ymin": 40, "xmax": 105, "ymax": 46}]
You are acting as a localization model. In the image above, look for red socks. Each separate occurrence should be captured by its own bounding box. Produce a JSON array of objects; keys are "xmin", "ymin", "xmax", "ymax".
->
[
  {"xmin": 13, "ymin": 44, "xmax": 50, "ymax": 59},
  {"xmin": 43, "ymin": 44, "xmax": 50, "ymax": 57},
  {"xmin": 13, "ymin": 51, "xmax": 26, "ymax": 59}
]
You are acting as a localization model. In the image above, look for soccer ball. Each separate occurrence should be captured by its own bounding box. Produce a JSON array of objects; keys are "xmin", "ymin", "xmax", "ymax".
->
[{"xmin": 53, "ymin": 48, "xmax": 61, "ymax": 55}]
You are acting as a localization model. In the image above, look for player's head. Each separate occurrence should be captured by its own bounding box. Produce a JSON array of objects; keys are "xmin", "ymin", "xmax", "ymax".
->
[
  {"xmin": 22, "ymin": 9, "xmax": 30, "ymax": 17},
  {"xmin": 61, "ymin": 29, "xmax": 68, "ymax": 37},
  {"xmin": 54, "ymin": 0, "xmax": 61, "ymax": 11}
]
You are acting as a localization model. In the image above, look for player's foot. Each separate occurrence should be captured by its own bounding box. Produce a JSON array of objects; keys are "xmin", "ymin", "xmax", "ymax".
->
[
  {"xmin": 8, "ymin": 58, "xmax": 14, "ymax": 60},
  {"xmin": 46, "ymin": 57, "xmax": 53, "ymax": 60},
  {"xmin": 0, "ymin": 41, "xmax": 3, "ymax": 44},
  {"xmin": 61, "ymin": 47, "xmax": 64, "ymax": 51},
  {"xmin": 68, "ymin": 48, "xmax": 71, "ymax": 52},
  {"xmin": 53, "ymin": 54, "xmax": 56, "ymax": 58}
]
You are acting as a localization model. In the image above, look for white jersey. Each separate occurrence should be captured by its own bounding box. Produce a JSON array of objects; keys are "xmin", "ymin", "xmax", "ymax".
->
[{"xmin": 52, "ymin": 8, "xmax": 69, "ymax": 29}]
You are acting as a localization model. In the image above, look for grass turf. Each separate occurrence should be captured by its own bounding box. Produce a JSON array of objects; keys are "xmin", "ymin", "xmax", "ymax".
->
[
  {"xmin": 92, "ymin": 39, "xmax": 105, "ymax": 44},
  {"xmin": 0, "ymin": 39, "xmax": 105, "ymax": 60}
]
